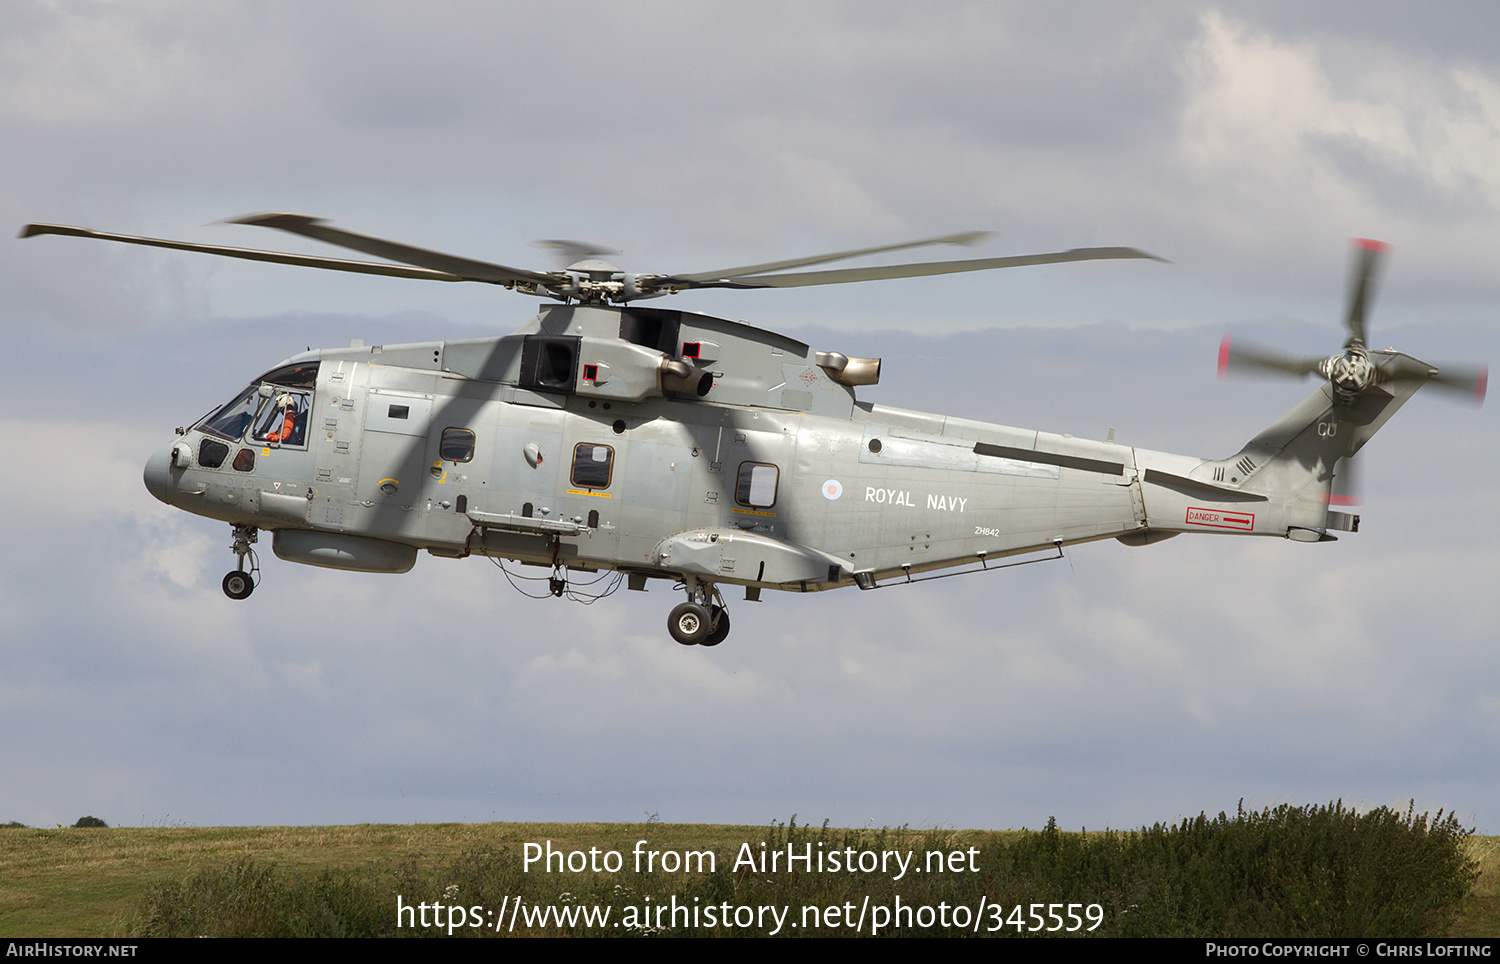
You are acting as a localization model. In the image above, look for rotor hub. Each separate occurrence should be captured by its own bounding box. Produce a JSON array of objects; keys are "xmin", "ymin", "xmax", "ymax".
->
[{"xmin": 1322, "ymin": 347, "xmax": 1375, "ymax": 396}]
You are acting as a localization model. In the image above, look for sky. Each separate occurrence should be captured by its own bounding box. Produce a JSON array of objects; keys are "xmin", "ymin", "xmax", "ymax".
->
[{"xmin": 2, "ymin": 1, "xmax": 1498, "ymax": 835}]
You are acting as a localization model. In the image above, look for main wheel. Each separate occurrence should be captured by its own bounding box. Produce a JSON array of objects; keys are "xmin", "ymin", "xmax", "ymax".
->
[
  {"xmin": 668, "ymin": 602, "xmax": 710, "ymax": 645},
  {"xmin": 222, "ymin": 570, "xmax": 254, "ymax": 600},
  {"xmin": 702, "ymin": 606, "xmax": 730, "ymax": 647}
]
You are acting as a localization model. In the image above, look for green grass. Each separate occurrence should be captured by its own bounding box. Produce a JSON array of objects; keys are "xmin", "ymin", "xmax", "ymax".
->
[
  {"xmin": 1453, "ymin": 835, "xmax": 1500, "ymax": 938},
  {"xmin": 0, "ymin": 822, "xmax": 747, "ymax": 936},
  {"xmin": 0, "ymin": 805, "xmax": 1488, "ymax": 938}
]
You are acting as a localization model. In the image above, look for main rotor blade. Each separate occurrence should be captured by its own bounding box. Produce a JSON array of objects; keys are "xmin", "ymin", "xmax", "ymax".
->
[
  {"xmin": 229, "ymin": 213, "xmax": 556, "ymax": 287},
  {"xmin": 1345, "ymin": 238, "xmax": 1388, "ymax": 348},
  {"xmin": 532, "ymin": 239, "xmax": 620, "ymax": 269},
  {"xmin": 663, "ymin": 246, "xmax": 1161, "ymax": 291},
  {"xmin": 670, "ymin": 231, "xmax": 994, "ymax": 283},
  {"xmin": 1217, "ymin": 335, "xmax": 1325, "ymax": 379},
  {"xmin": 20, "ymin": 222, "xmax": 466, "ymax": 283}
]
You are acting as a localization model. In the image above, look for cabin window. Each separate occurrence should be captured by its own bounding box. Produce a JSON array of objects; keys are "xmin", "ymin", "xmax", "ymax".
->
[
  {"xmin": 571, "ymin": 443, "xmax": 614, "ymax": 489},
  {"xmin": 232, "ymin": 448, "xmax": 255, "ymax": 472},
  {"xmin": 440, "ymin": 428, "xmax": 476, "ymax": 463},
  {"xmin": 735, "ymin": 462, "xmax": 779, "ymax": 508}
]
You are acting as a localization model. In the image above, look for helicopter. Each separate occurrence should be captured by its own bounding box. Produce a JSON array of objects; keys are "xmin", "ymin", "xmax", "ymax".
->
[{"xmin": 20, "ymin": 217, "xmax": 1487, "ymax": 646}]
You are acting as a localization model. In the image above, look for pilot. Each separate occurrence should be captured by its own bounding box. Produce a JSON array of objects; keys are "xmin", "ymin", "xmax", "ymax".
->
[{"xmin": 263, "ymin": 393, "xmax": 304, "ymax": 445}]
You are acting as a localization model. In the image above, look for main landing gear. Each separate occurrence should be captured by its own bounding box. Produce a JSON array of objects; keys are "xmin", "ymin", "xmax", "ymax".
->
[
  {"xmin": 668, "ymin": 580, "xmax": 730, "ymax": 647},
  {"xmin": 222, "ymin": 524, "xmax": 259, "ymax": 600}
]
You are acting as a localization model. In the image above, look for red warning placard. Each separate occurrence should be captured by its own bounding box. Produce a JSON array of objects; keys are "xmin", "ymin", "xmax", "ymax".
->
[{"xmin": 1185, "ymin": 507, "xmax": 1255, "ymax": 530}]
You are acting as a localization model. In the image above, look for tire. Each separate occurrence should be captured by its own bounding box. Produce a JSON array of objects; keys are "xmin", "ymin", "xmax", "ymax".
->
[
  {"xmin": 668, "ymin": 602, "xmax": 710, "ymax": 645},
  {"xmin": 222, "ymin": 571, "xmax": 254, "ymax": 600},
  {"xmin": 702, "ymin": 606, "xmax": 730, "ymax": 647}
]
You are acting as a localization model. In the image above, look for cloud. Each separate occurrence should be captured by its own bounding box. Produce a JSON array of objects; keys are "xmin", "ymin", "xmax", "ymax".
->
[{"xmin": 1176, "ymin": 11, "xmax": 1500, "ymax": 281}]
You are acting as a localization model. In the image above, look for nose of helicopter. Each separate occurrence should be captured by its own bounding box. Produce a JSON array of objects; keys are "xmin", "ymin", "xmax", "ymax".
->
[{"xmin": 143, "ymin": 443, "xmax": 175, "ymax": 505}]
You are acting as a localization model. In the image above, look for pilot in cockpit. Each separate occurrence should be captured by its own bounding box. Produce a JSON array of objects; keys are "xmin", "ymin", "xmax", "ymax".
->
[{"xmin": 254, "ymin": 391, "xmax": 309, "ymax": 447}]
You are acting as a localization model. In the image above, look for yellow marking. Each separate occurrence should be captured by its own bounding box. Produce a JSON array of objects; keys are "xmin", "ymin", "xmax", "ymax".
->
[
  {"xmin": 566, "ymin": 489, "xmax": 613, "ymax": 498},
  {"xmin": 732, "ymin": 507, "xmax": 777, "ymax": 517},
  {"xmin": 261, "ymin": 448, "xmax": 270, "ymax": 456},
  {"xmin": 378, "ymin": 478, "xmax": 399, "ymax": 486}
]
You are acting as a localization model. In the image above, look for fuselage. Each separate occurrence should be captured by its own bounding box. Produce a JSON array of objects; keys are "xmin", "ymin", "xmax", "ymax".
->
[{"xmin": 144, "ymin": 303, "xmax": 1366, "ymax": 596}]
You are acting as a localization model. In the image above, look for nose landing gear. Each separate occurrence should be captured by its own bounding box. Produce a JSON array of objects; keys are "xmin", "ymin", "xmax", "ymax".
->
[
  {"xmin": 668, "ymin": 580, "xmax": 731, "ymax": 646},
  {"xmin": 222, "ymin": 525, "xmax": 259, "ymax": 600}
]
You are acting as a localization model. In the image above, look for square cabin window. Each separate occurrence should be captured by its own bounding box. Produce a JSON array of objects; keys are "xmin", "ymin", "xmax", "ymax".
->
[
  {"xmin": 736, "ymin": 462, "xmax": 778, "ymax": 508},
  {"xmin": 571, "ymin": 443, "xmax": 614, "ymax": 489},
  {"xmin": 440, "ymin": 428, "xmax": 476, "ymax": 463}
]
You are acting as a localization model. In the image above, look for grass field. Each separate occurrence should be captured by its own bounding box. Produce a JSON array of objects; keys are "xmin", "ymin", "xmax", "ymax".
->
[{"xmin": 0, "ymin": 816, "xmax": 1491, "ymax": 937}]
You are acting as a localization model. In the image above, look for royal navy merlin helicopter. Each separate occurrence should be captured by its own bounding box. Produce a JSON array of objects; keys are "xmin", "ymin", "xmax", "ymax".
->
[{"xmin": 21, "ymin": 218, "xmax": 1487, "ymax": 646}]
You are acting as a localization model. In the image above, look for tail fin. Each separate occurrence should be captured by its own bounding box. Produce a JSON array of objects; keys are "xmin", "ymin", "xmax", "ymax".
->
[
  {"xmin": 1139, "ymin": 352, "xmax": 1429, "ymax": 541},
  {"xmin": 1211, "ymin": 354, "xmax": 1428, "ymax": 533}
]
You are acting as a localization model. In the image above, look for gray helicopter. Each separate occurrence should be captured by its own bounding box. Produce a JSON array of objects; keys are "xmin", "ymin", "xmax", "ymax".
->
[{"xmin": 21, "ymin": 218, "xmax": 1486, "ymax": 645}]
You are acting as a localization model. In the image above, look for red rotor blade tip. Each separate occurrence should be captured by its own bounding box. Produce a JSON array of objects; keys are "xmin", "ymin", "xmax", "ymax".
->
[
  {"xmin": 1218, "ymin": 335, "xmax": 1232, "ymax": 378},
  {"xmin": 1353, "ymin": 238, "xmax": 1390, "ymax": 252},
  {"xmin": 1477, "ymin": 365, "xmax": 1488, "ymax": 405}
]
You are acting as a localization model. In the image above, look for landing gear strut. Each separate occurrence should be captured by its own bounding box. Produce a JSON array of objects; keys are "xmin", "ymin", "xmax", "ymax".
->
[
  {"xmin": 222, "ymin": 525, "xmax": 259, "ymax": 600},
  {"xmin": 668, "ymin": 580, "xmax": 730, "ymax": 646}
]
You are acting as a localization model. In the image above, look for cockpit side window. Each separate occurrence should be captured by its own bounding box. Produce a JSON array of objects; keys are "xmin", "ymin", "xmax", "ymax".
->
[{"xmin": 252, "ymin": 391, "xmax": 311, "ymax": 447}]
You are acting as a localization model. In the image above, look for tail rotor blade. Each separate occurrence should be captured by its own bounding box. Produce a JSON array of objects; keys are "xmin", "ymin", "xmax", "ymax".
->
[
  {"xmin": 1218, "ymin": 334, "xmax": 1324, "ymax": 379},
  {"xmin": 1345, "ymin": 239, "xmax": 1388, "ymax": 348},
  {"xmin": 1425, "ymin": 363, "xmax": 1488, "ymax": 405},
  {"xmin": 1327, "ymin": 455, "xmax": 1361, "ymax": 508},
  {"xmin": 1376, "ymin": 355, "xmax": 1488, "ymax": 406}
]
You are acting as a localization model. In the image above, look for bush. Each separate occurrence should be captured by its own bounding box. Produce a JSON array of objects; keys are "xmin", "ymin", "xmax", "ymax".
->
[
  {"xmin": 997, "ymin": 801, "xmax": 1477, "ymax": 937},
  {"xmin": 72, "ymin": 816, "xmax": 108, "ymax": 828}
]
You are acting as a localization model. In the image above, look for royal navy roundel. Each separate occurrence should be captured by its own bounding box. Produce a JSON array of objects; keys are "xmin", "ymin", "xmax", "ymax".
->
[{"xmin": 822, "ymin": 479, "xmax": 843, "ymax": 500}]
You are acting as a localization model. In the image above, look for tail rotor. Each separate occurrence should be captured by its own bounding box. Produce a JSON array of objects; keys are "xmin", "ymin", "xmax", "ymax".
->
[{"xmin": 1219, "ymin": 239, "xmax": 1486, "ymax": 407}]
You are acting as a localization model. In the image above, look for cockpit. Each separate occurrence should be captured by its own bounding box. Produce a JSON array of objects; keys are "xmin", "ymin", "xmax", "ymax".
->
[{"xmin": 194, "ymin": 362, "xmax": 319, "ymax": 465}]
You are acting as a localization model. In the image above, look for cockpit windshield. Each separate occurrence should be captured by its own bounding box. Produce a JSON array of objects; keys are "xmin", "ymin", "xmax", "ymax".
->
[
  {"xmin": 195, "ymin": 362, "xmax": 320, "ymax": 442},
  {"xmin": 199, "ymin": 386, "xmax": 261, "ymax": 440}
]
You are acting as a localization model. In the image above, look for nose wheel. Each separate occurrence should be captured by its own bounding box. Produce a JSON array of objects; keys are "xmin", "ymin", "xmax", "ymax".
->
[
  {"xmin": 222, "ymin": 525, "xmax": 259, "ymax": 600},
  {"xmin": 222, "ymin": 570, "xmax": 254, "ymax": 600},
  {"xmin": 667, "ymin": 582, "xmax": 731, "ymax": 646}
]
